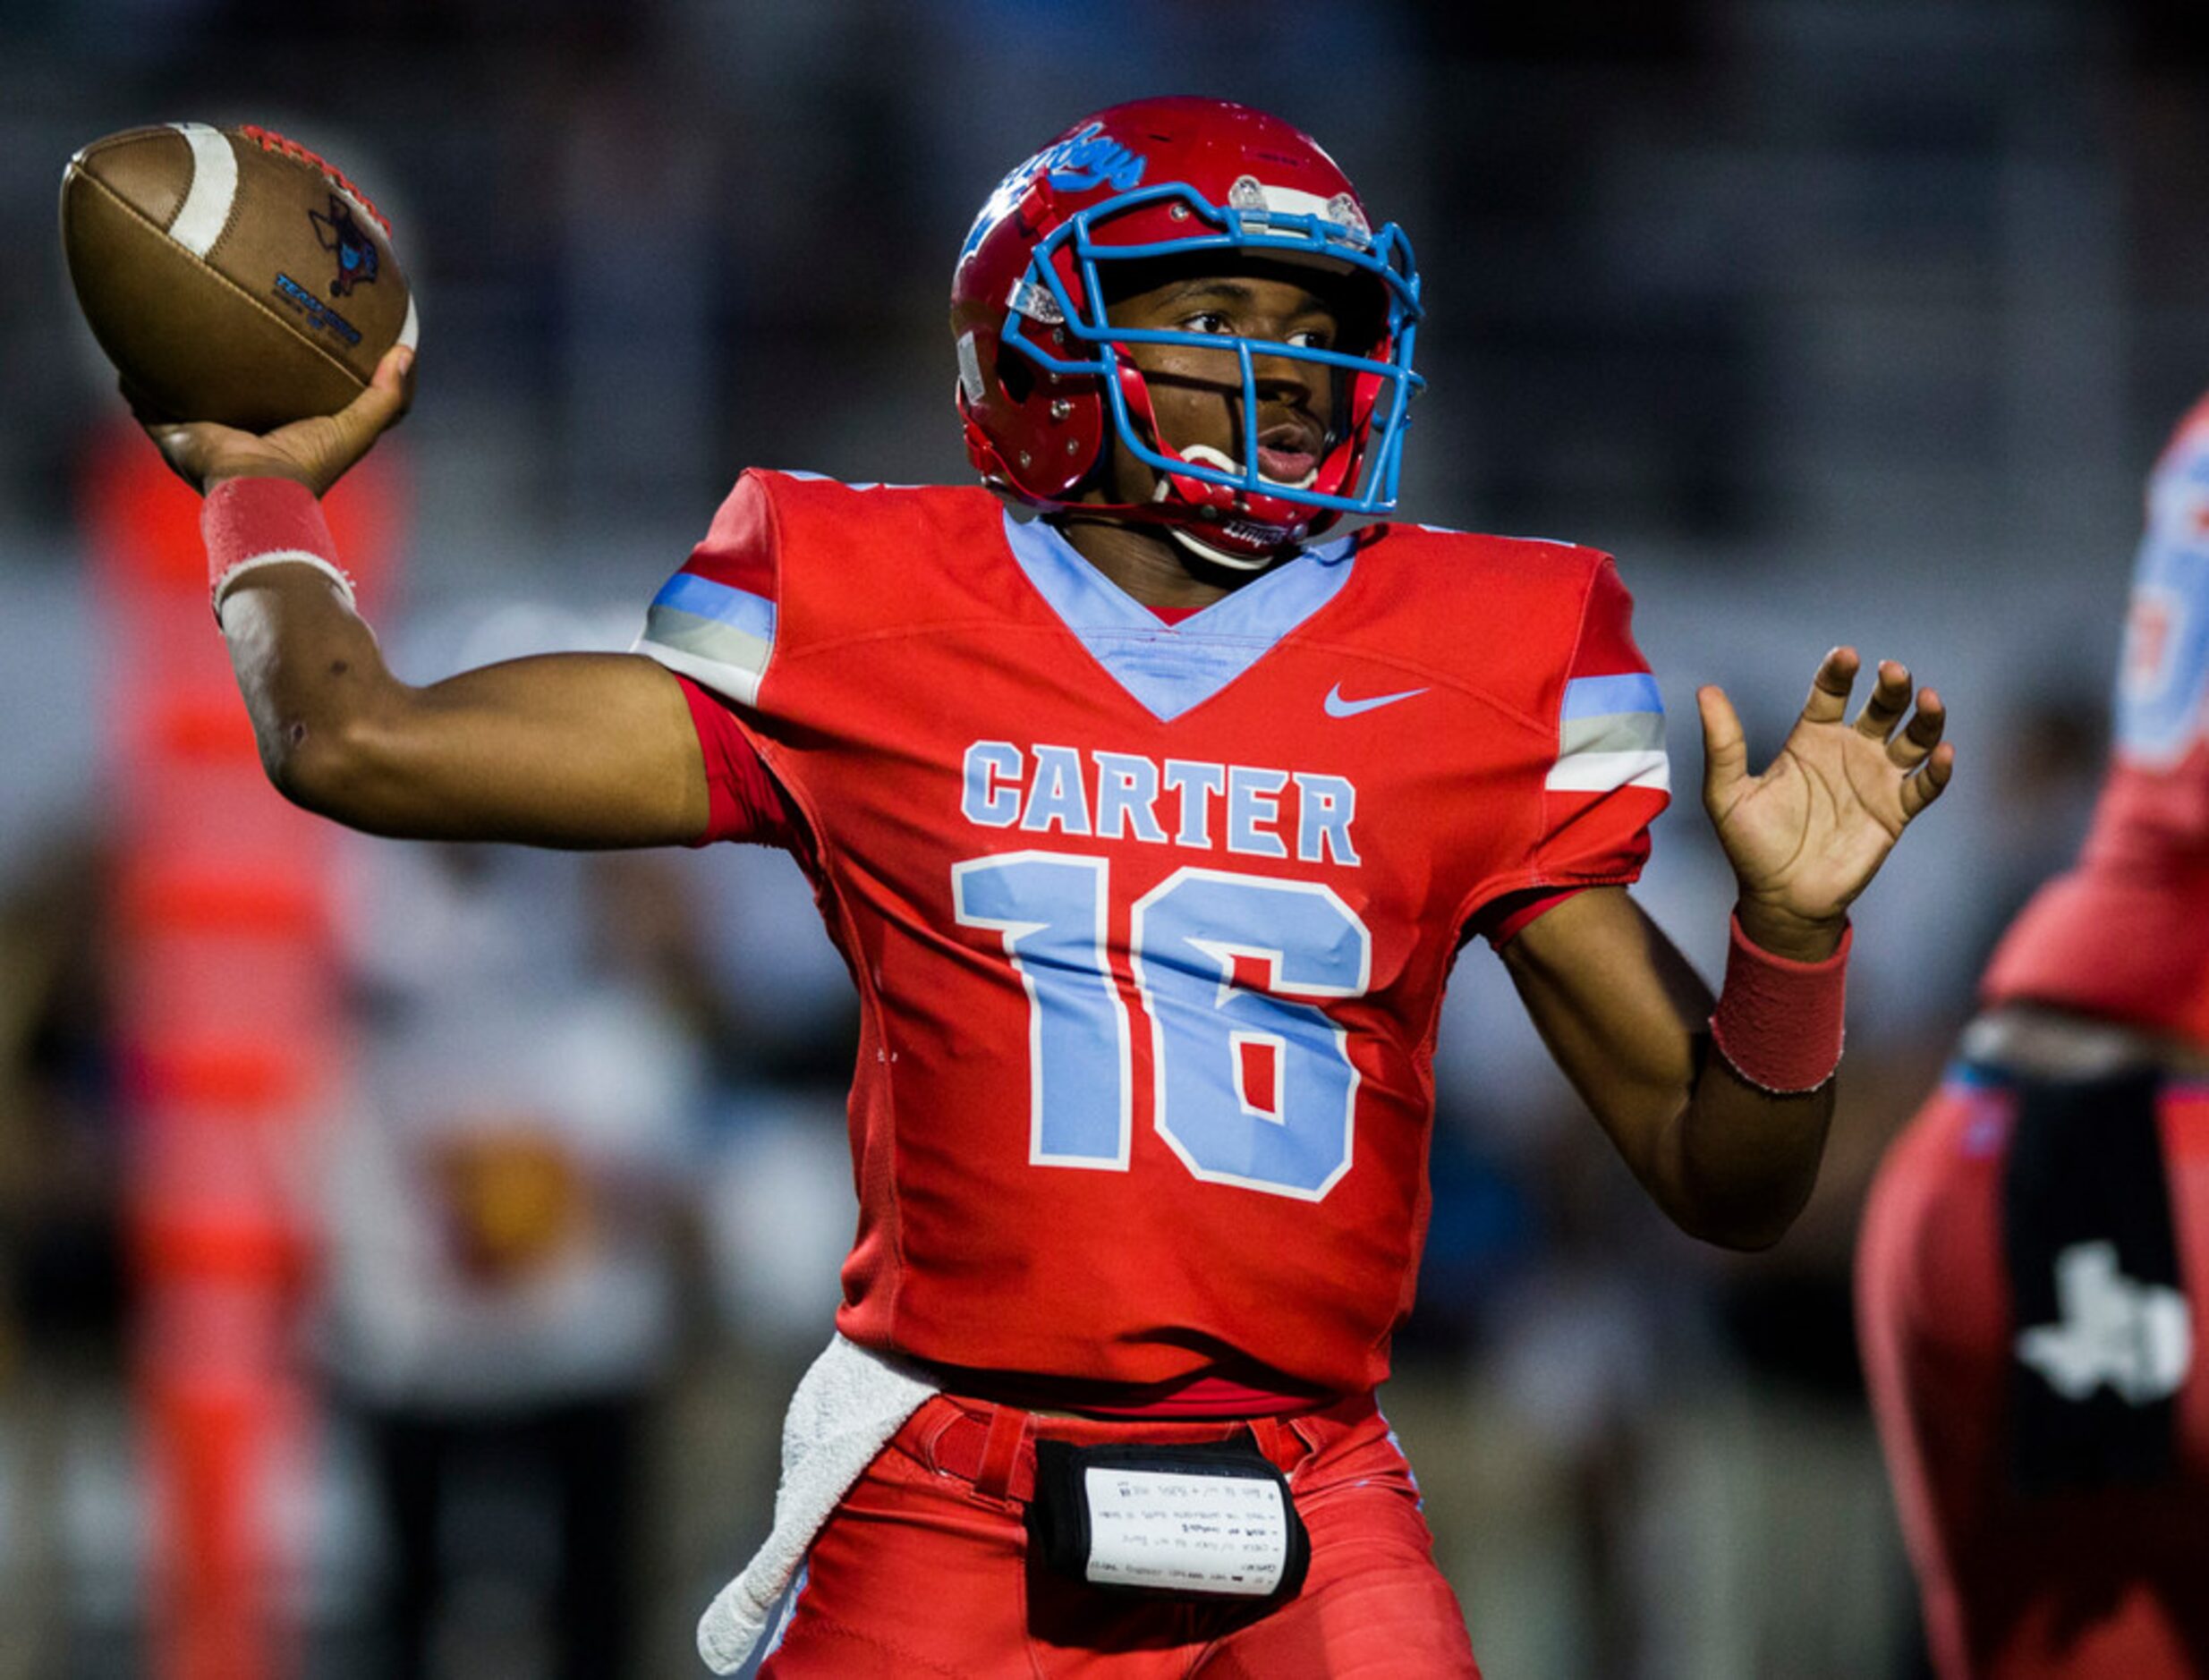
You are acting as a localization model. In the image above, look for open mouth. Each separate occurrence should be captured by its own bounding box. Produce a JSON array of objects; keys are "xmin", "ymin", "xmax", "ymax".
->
[
  {"xmin": 1255, "ymin": 420, "xmax": 1323, "ymax": 488},
  {"xmin": 1179, "ymin": 441, "xmax": 1320, "ymax": 492}
]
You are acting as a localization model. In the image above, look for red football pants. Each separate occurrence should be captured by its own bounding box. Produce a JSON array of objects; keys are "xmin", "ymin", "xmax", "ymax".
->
[
  {"xmin": 758, "ymin": 1391, "xmax": 1482, "ymax": 1678},
  {"xmin": 1857, "ymin": 1073, "xmax": 2209, "ymax": 1679}
]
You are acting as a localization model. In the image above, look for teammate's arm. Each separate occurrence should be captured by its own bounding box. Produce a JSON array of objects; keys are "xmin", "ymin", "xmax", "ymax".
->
[
  {"xmin": 1501, "ymin": 649, "xmax": 1950, "ymax": 1251},
  {"xmin": 146, "ymin": 348, "xmax": 712, "ymax": 848}
]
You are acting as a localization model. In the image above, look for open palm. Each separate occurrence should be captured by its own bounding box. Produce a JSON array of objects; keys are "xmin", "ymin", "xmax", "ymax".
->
[{"xmin": 1699, "ymin": 648, "xmax": 1952, "ymax": 961}]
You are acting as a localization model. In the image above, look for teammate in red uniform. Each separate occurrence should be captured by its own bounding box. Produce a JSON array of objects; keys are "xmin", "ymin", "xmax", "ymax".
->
[
  {"xmin": 146, "ymin": 99, "xmax": 1950, "ymax": 1677},
  {"xmin": 1858, "ymin": 397, "xmax": 2209, "ymax": 1680}
]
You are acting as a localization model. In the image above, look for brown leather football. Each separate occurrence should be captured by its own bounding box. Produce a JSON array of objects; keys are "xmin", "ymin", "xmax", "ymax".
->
[{"xmin": 61, "ymin": 123, "xmax": 417, "ymax": 432}]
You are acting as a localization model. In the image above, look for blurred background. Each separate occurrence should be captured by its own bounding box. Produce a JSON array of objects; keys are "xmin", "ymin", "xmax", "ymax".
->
[{"xmin": 3, "ymin": 0, "xmax": 2205, "ymax": 1675}]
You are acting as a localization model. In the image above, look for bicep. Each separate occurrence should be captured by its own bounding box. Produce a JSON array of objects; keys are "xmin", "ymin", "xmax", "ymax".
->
[
  {"xmin": 1497, "ymin": 886, "xmax": 1712, "ymax": 1171},
  {"xmin": 341, "ymin": 650, "xmax": 713, "ymax": 847}
]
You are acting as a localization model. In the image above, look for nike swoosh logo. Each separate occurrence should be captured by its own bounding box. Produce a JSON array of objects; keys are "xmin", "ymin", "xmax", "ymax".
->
[{"xmin": 1324, "ymin": 682, "xmax": 1430, "ymax": 718}]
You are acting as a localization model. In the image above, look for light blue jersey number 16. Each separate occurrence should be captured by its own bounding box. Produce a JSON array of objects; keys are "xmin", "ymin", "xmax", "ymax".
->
[{"xmin": 952, "ymin": 852, "xmax": 1372, "ymax": 1201}]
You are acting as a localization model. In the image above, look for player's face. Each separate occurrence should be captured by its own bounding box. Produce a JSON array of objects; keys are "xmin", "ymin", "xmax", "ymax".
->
[{"xmin": 1098, "ymin": 268, "xmax": 1345, "ymax": 505}]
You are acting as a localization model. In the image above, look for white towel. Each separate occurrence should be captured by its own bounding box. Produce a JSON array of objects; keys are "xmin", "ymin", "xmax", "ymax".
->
[{"xmin": 697, "ymin": 1333, "xmax": 939, "ymax": 1674}]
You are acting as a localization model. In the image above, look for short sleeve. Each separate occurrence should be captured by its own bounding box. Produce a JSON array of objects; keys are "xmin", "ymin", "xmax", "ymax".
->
[
  {"xmin": 1533, "ymin": 558, "xmax": 1671, "ymax": 886},
  {"xmin": 1470, "ymin": 886, "xmax": 1584, "ymax": 948},
  {"xmin": 676, "ymin": 675, "xmax": 801, "ymax": 849},
  {"xmin": 632, "ymin": 471, "xmax": 780, "ymax": 708}
]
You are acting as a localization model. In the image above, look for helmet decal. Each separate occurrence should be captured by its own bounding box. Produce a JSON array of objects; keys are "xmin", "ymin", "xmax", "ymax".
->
[
  {"xmin": 1040, "ymin": 122, "xmax": 1148, "ymax": 194},
  {"xmin": 960, "ymin": 123, "xmax": 1151, "ymax": 265}
]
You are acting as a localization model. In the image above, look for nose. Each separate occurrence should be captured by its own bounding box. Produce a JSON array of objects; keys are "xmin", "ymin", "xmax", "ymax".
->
[{"xmin": 1250, "ymin": 338, "xmax": 1324, "ymax": 411}]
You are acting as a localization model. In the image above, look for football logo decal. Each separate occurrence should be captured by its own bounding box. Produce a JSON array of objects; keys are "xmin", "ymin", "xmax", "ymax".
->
[{"xmin": 308, "ymin": 193, "xmax": 379, "ymax": 296}]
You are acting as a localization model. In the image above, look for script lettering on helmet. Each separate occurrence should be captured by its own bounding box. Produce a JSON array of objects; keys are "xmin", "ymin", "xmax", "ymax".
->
[
  {"xmin": 961, "ymin": 742, "xmax": 1360, "ymax": 869},
  {"xmin": 958, "ymin": 123, "xmax": 1150, "ymax": 264},
  {"xmin": 1040, "ymin": 123, "xmax": 1148, "ymax": 193}
]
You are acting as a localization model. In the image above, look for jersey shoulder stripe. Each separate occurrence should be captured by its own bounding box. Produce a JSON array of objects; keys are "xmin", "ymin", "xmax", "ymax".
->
[
  {"xmin": 640, "ymin": 572, "xmax": 777, "ymax": 708},
  {"xmin": 1549, "ymin": 672, "xmax": 1669, "ymax": 793},
  {"xmin": 635, "ymin": 470, "xmax": 1012, "ymax": 712},
  {"xmin": 1562, "ymin": 671, "xmax": 1662, "ymax": 717}
]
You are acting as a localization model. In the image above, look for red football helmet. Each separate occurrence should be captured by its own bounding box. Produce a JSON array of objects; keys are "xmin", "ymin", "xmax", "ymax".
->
[{"xmin": 951, "ymin": 98, "xmax": 1423, "ymax": 567}]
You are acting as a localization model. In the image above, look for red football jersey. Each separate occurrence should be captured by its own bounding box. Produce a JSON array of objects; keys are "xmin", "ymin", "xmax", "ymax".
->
[
  {"xmin": 638, "ymin": 471, "xmax": 1669, "ymax": 1396},
  {"xmin": 1983, "ymin": 396, "xmax": 2209, "ymax": 1047}
]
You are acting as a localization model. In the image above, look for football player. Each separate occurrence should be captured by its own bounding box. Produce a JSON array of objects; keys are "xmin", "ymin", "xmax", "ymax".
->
[
  {"xmin": 146, "ymin": 98, "xmax": 1950, "ymax": 1678},
  {"xmin": 1858, "ymin": 396, "xmax": 2209, "ymax": 1679}
]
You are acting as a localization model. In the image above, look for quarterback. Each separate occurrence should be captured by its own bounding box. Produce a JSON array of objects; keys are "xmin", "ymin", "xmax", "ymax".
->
[{"xmin": 146, "ymin": 99, "xmax": 1949, "ymax": 1677}]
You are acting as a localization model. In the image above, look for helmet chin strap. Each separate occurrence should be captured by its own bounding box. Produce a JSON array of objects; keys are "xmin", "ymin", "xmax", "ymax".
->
[{"xmin": 1156, "ymin": 445, "xmax": 1310, "ymax": 572}]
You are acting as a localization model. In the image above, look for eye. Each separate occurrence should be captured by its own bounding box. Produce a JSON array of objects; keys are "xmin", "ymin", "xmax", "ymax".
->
[
  {"xmin": 1287, "ymin": 327, "xmax": 1334, "ymax": 351},
  {"xmin": 1179, "ymin": 310, "xmax": 1233, "ymax": 335}
]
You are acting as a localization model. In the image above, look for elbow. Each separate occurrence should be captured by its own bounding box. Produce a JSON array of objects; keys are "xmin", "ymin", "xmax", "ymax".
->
[
  {"xmin": 1691, "ymin": 1213, "xmax": 1797, "ymax": 1254},
  {"xmin": 255, "ymin": 707, "xmax": 387, "ymax": 826},
  {"xmin": 1653, "ymin": 1091, "xmax": 1829, "ymax": 1252},
  {"xmin": 223, "ymin": 598, "xmax": 418, "ymax": 827},
  {"xmin": 1669, "ymin": 1187, "xmax": 1811, "ymax": 1253}
]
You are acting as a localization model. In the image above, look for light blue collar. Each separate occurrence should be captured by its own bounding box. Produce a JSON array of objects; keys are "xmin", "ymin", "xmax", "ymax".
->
[{"xmin": 999, "ymin": 512, "xmax": 1356, "ymax": 722}]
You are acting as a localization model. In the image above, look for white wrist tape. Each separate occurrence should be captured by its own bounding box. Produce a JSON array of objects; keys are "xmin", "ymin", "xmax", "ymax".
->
[{"xmin": 210, "ymin": 550, "xmax": 360, "ymax": 623}]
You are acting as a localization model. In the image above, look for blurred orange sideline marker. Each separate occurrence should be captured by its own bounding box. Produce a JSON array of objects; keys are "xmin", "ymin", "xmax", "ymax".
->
[{"xmin": 81, "ymin": 426, "xmax": 402, "ymax": 1680}]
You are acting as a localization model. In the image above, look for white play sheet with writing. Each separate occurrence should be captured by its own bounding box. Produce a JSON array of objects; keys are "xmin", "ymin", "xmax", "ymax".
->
[{"xmin": 1081, "ymin": 1464, "xmax": 1292, "ymax": 1595}]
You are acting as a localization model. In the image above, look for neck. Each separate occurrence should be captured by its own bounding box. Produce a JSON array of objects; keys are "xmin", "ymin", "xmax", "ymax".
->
[{"xmin": 1051, "ymin": 513, "xmax": 1277, "ymax": 607}]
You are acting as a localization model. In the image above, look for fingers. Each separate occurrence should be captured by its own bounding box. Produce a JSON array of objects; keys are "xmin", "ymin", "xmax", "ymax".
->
[
  {"xmin": 1853, "ymin": 658, "xmax": 1912, "ymax": 741},
  {"xmin": 1849, "ymin": 660, "xmax": 1949, "ymax": 790},
  {"xmin": 1864, "ymin": 675, "xmax": 1952, "ymax": 821},
  {"xmin": 1787, "ymin": 646, "xmax": 1955, "ymax": 828},
  {"xmin": 337, "ymin": 344, "xmax": 415, "ymax": 445},
  {"xmin": 120, "ymin": 376, "xmax": 208, "ymax": 489},
  {"xmin": 1888, "ymin": 684, "xmax": 1945, "ymax": 768},
  {"xmin": 1698, "ymin": 683, "xmax": 1750, "ymax": 808},
  {"xmin": 269, "ymin": 344, "xmax": 416, "ymax": 494},
  {"xmin": 1879, "ymin": 679, "xmax": 1950, "ymax": 821},
  {"xmin": 1801, "ymin": 646, "xmax": 1859, "ymax": 725},
  {"xmin": 1901, "ymin": 740, "xmax": 1955, "ymax": 821},
  {"xmin": 374, "ymin": 343, "xmax": 417, "ymax": 424},
  {"xmin": 140, "ymin": 417, "xmax": 220, "ymax": 492}
]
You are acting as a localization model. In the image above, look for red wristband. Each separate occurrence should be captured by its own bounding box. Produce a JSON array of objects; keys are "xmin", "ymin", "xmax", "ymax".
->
[
  {"xmin": 1708, "ymin": 913, "xmax": 1850, "ymax": 1093},
  {"xmin": 203, "ymin": 477, "xmax": 355, "ymax": 619}
]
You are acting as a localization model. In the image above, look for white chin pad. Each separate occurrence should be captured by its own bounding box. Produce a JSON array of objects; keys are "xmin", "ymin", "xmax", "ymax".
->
[
  {"xmin": 1172, "ymin": 442, "xmax": 1319, "ymax": 492},
  {"xmin": 1163, "ymin": 443, "xmax": 1240, "ymax": 494},
  {"xmin": 1158, "ymin": 445, "xmax": 1303, "ymax": 571}
]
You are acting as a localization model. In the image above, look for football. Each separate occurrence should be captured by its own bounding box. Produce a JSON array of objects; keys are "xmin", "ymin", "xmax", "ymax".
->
[{"xmin": 61, "ymin": 123, "xmax": 417, "ymax": 432}]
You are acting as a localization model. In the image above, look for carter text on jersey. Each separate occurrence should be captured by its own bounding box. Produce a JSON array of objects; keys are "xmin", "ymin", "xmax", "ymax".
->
[{"xmin": 960, "ymin": 741, "xmax": 1362, "ymax": 867}]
